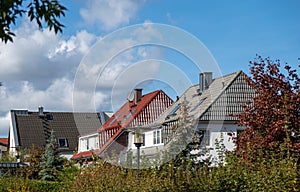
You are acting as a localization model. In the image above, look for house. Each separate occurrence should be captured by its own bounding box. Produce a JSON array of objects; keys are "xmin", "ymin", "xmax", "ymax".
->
[
  {"xmin": 8, "ymin": 107, "xmax": 110, "ymax": 159},
  {"xmin": 0, "ymin": 138, "xmax": 8, "ymax": 158},
  {"xmin": 127, "ymin": 71, "xmax": 255, "ymax": 164},
  {"xmin": 71, "ymin": 89, "xmax": 173, "ymax": 160}
]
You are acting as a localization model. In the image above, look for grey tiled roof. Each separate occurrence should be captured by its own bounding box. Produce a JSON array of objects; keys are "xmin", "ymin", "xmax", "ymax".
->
[
  {"xmin": 13, "ymin": 111, "xmax": 108, "ymax": 151},
  {"xmin": 154, "ymin": 70, "xmax": 254, "ymax": 124},
  {"xmin": 200, "ymin": 71, "xmax": 255, "ymax": 121}
]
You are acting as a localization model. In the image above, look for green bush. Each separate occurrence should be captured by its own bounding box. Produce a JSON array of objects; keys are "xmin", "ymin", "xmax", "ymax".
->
[
  {"xmin": 0, "ymin": 148, "xmax": 299, "ymax": 191},
  {"xmin": 27, "ymin": 180, "xmax": 66, "ymax": 192}
]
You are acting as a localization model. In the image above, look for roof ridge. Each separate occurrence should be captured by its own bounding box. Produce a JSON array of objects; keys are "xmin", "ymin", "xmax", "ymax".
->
[
  {"xmin": 177, "ymin": 70, "xmax": 243, "ymax": 100},
  {"xmin": 124, "ymin": 90, "xmax": 162, "ymax": 126},
  {"xmin": 98, "ymin": 90, "xmax": 162, "ymax": 132}
]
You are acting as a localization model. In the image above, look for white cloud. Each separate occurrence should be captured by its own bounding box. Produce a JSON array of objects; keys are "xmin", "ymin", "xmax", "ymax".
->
[
  {"xmin": 0, "ymin": 113, "xmax": 10, "ymax": 137},
  {"xmin": 0, "ymin": 21, "xmax": 97, "ymax": 89},
  {"xmin": 0, "ymin": 20, "xmax": 98, "ymax": 137},
  {"xmin": 0, "ymin": 21, "xmax": 167, "ymax": 137},
  {"xmin": 80, "ymin": 0, "xmax": 146, "ymax": 30},
  {"xmin": 0, "ymin": 79, "xmax": 73, "ymax": 112}
]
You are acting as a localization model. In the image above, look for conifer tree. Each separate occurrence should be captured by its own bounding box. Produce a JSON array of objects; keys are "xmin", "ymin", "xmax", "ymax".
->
[{"xmin": 39, "ymin": 130, "xmax": 64, "ymax": 181}]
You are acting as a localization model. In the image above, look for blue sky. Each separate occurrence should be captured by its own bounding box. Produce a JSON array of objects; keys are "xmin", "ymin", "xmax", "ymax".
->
[
  {"xmin": 63, "ymin": 0, "xmax": 300, "ymax": 72},
  {"xmin": 0, "ymin": 0, "xmax": 299, "ymax": 137}
]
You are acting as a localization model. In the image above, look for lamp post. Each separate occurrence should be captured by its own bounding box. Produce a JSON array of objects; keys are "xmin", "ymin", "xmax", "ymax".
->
[
  {"xmin": 133, "ymin": 128, "xmax": 143, "ymax": 184},
  {"xmin": 126, "ymin": 124, "xmax": 162, "ymax": 184}
]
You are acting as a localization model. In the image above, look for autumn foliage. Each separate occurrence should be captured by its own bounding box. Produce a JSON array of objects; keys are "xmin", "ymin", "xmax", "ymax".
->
[{"xmin": 236, "ymin": 56, "xmax": 300, "ymax": 157}]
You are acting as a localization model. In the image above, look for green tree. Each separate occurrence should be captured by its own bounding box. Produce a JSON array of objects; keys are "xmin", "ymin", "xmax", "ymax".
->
[
  {"xmin": 0, "ymin": 0, "xmax": 67, "ymax": 43},
  {"xmin": 19, "ymin": 144, "xmax": 43, "ymax": 179},
  {"xmin": 39, "ymin": 130, "xmax": 64, "ymax": 181}
]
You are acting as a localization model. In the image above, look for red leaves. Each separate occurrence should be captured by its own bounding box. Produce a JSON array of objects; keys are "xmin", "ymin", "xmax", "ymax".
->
[{"xmin": 236, "ymin": 56, "xmax": 300, "ymax": 157}]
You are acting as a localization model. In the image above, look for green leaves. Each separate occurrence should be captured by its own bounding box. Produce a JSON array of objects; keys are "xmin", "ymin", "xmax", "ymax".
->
[
  {"xmin": 0, "ymin": 0, "xmax": 24, "ymax": 42},
  {"xmin": 0, "ymin": 0, "xmax": 67, "ymax": 43}
]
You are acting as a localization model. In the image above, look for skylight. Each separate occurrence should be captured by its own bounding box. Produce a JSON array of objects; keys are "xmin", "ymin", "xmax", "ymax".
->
[
  {"xmin": 191, "ymin": 97, "xmax": 207, "ymax": 112},
  {"xmin": 165, "ymin": 103, "xmax": 181, "ymax": 119},
  {"xmin": 108, "ymin": 114, "xmax": 120, "ymax": 126},
  {"xmin": 124, "ymin": 110, "xmax": 136, "ymax": 122}
]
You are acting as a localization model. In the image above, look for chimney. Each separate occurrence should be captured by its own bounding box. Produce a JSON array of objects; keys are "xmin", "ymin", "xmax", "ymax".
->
[
  {"xmin": 199, "ymin": 72, "xmax": 212, "ymax": 93},
  {"xmin": 134, "ymin": 89, "xmax": 143, "ymax": 104},
  {"xmin": 38, "ymin": 106, "xmax": 44, "ymax": 116}
]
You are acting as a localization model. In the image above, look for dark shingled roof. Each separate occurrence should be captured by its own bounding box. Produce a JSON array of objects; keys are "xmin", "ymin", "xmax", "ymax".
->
[{"xmin": 13, "ymin": 111, "xmax": 109, "ymax": 152}]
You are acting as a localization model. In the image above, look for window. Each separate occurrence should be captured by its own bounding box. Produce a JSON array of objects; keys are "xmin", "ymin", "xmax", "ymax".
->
[
  {"xmin": 58, "ymin": 138, "xmax": 68, "ymax": 148},
  {"xmin": 153, "ymin": 130, "xmax": 162, "ymax": 144},
  {"xmin": 191, "ymin": 97, "xmax": 207, "ymax": 112},
  {"xmin": 124, "ymin": 110, "xmax": 136, "ymax": 122},
  {"xmin": 46, "ymin": 113, "xmax": 53, "ymax": 120},
  {"xmin": 108, "ymin": 114, "xmax": 120, "ymax": 126},
  {"xmin": 86, "ymin": 139, "xmax": 89, "ymax": 150},
  {"xmin": 197, "ymin": 129, "xmax": 210, "ymax": 146},
  {"xmin": 142, "ymin": 134, "xmax": 145, "ymax": 146},
  {"xmin": 81, "ymin": 139, "xmax": 88, "ymax": 151},
  {"xmin": 165, "ymin": 103, "xmax": 181, "ymax": 119}
]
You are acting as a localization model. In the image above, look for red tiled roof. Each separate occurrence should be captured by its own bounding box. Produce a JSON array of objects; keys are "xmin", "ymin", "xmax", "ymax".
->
[
  {"xmin": 0, "ymin": 138, "xmax": 8, "ymax": 146},
  {"xmin": 71, "ymin": 90, "xmax": 172, "ymax": 160},
  {"xmin": 94, "ymin": 91, "xmax": 163, "ymax": 155},
  {"xmin": 98, "ymin": 90, "xmax": 161, "ymax": 132},
  {"xmin": 71, "ymin": 150, "xmax": 99, "ymax": 160}
]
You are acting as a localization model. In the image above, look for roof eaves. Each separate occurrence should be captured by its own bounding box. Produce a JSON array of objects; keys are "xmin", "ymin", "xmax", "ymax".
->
[{"xmin": 71, "ymin": 150, "xmax": 99, "ymax": 160}]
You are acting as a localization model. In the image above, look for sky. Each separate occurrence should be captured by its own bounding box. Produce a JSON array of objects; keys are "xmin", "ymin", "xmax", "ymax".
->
[{"xmin": 0, "ymin": 0, "xmax": 299, "ymax": 137}]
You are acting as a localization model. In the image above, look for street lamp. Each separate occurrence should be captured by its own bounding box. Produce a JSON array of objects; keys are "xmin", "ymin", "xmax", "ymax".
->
[
  {"xmin": 133, "ymin": 128, "xmax": 143, "ymax": 184},
  {"xmin": 126, "ymin": 123, "xmax": 163, "ymax": 183}
]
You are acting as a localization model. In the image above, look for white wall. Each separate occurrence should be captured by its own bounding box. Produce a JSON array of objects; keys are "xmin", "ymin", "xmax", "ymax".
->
[
  {"xmin": 78, "ymin": 133, "xmax": 99, "ymax": 152},
  {"xmin": 129, "ymin": 129, "xmax": 164, "ymax": 150},
  {"xmin": 197, "ymin": 121, "xmax": 245, "ymax": 164},
  {"xmin": 198, "ymin": 122, "xmax": 240, "ymax": 150},
  {"xmin": 9, "ymin": 110, "xmax": 18, "ymax": 157},
  {"xmin": 127, "ymin": 121, "xmax": 245, "ymax": 164}
]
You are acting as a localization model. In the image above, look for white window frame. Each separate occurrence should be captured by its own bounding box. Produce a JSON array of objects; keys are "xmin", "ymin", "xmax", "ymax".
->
[{"xmin": 153, "ymin": 130, "xmax": 162, "ymax": 145}]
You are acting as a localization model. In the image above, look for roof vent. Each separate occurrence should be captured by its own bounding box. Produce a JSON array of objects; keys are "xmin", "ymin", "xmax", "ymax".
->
[
  {"xmin": 46, "ymin": 113, "xmax": 53, "ymax": 120},
  {"xmin": 134, "ymin": 88, "xmax": 143, "ymax": 104},
  {"xmin": 199, "ymin": 72, "xmax": 212, "ymax": 93},
  {"xmin": 38, "ymin": 106, "xmax": 44, "ymax": 116}
]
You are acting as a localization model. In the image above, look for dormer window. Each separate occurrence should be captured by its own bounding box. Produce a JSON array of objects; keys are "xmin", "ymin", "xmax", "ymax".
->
[{"xmin": 58, "ymin": 138, "xmax": 68, "ymax": 148}]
